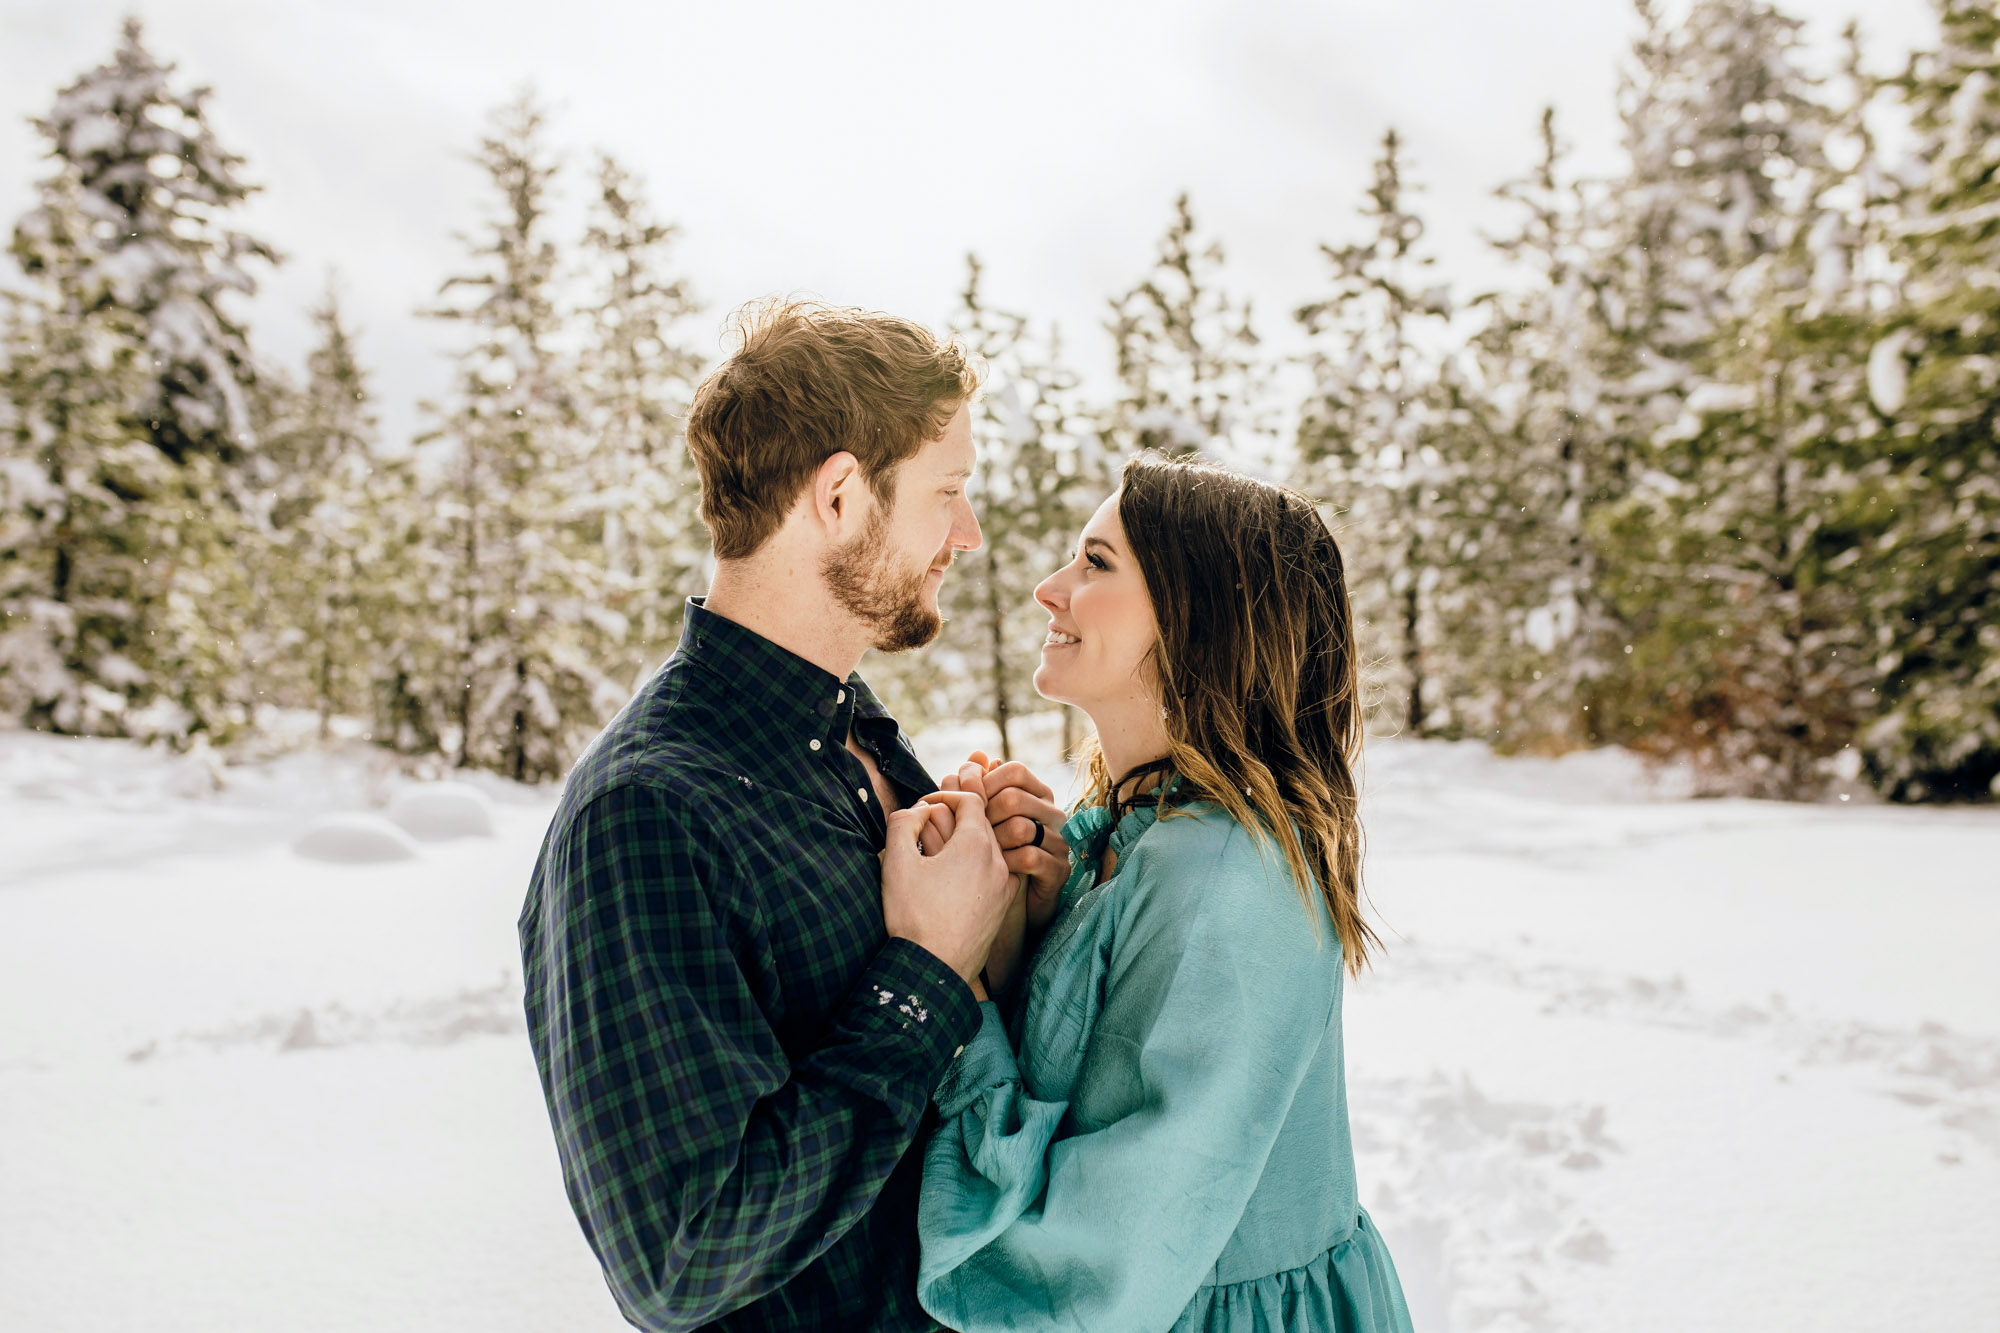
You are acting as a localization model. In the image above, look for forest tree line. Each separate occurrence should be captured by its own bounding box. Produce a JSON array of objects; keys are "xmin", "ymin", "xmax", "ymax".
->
[{"xmin": 2, "ymin": 2, "xmax": 1996, "ymax": 802}]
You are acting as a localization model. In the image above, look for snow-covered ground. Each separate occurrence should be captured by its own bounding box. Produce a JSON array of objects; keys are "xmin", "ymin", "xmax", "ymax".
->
[{"xmin": 1, "ymin": 722, "xmax": 1995, "ymax": 1332}]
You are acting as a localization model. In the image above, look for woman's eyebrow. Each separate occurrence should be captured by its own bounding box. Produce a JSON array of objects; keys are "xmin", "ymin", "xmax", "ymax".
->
[{"xmin": 1082, "ymin": 536, "xmax": 1118, "ymax": 557}]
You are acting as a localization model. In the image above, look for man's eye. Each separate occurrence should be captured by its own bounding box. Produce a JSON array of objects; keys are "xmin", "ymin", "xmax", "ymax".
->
[{"xmin": 944, "ymin": 489, "xmax": 960, "ymax": 499}]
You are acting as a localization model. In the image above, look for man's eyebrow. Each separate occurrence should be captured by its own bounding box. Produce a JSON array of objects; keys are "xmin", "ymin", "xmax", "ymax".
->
[{"xmin": 942, "ymin": 466, "xmax": 975, "ymax": 480}]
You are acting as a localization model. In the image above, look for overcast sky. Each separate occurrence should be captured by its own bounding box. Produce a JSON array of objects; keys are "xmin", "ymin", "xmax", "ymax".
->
[{"xmin": 1, "ymin": 0, "xmax": 1939, "ymax": 447}]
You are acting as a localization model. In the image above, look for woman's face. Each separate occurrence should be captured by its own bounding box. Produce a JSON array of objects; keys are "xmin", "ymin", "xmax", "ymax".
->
[{"xmin": 1032, "ymin": 492, "xmax": 1159, "ymax": 713}]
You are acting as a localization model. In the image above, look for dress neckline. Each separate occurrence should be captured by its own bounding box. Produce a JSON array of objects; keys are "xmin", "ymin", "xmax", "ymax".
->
[{"xmin": 1055, "ymin": 774, "xmax": 1190, "ymax": 912}]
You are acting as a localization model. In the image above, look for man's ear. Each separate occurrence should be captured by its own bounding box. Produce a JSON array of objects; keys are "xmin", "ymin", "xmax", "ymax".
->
[{"xmin": 811, "ymin": 451, "xmax": 866, "ymax": 536}]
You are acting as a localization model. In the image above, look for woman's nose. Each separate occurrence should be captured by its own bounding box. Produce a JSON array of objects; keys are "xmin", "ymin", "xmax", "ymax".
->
[{"xmin": 1034, "ymin": 570, "xmax": 1065, "ymax": 613}]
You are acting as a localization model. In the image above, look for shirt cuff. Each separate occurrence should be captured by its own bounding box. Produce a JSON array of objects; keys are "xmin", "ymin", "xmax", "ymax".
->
[
  {"xmin": 932, "ymin": 1000, "xmax": 1020, "ymax": 1119},
  {"xmin": 852, "ymin": 937, "xmax": 983, "ymax": 1088}
]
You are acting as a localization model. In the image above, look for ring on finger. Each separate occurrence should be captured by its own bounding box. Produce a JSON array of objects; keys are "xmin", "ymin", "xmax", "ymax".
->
[{"xmin": 1028, "ymin": 820, "xmax": 1046, "ymax": 850}]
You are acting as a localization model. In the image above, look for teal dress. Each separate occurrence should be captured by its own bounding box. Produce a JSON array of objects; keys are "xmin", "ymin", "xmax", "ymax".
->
[{"xmin": 917, "ymin": 791, "xmax": 1414, "ymax": 1333}]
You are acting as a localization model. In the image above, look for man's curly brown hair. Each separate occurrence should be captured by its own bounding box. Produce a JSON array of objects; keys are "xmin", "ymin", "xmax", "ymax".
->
[{"xmin": 684, "ymin": 299, "xmax": 980, "ymax": 560}]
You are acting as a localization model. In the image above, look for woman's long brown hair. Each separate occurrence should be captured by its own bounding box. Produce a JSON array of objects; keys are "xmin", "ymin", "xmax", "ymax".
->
[{"xmin": 1077, "ymin": 452, "xmax": 1378, "ymax": 975}]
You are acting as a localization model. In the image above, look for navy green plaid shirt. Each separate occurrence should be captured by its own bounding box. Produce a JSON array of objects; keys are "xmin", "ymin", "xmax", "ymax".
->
[{"xmin": 520, "ymin": 599, "xmax": 981, "ymax": 1333}]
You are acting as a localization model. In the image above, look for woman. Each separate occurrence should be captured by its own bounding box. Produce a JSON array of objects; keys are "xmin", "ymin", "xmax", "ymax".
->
[{"xmin": 915, "ymin": 452, "xmax": 1413, "ymax": 1332}]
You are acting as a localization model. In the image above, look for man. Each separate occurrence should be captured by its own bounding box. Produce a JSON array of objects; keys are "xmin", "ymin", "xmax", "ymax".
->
[{"xmin": 519, "ymin": 300, "xmax": 1073, "ymax": 1332}]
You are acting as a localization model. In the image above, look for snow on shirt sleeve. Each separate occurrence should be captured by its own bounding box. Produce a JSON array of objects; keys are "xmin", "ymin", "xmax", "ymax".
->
[{"xmin": 915, "ymin": 814, "xmax": 1341, "ymax": 1333}]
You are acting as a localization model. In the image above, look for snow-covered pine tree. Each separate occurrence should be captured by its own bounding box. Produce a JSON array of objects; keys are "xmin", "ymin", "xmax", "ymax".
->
[
  {"xmin": 576, "ymin": 152, "xmax": 706, "ymax": 688},
  {"xmin": 21, "ymin": 17, "xmax": 276, "ymax": 470},
  {"xmin": 3, "ymin": 19, "xmax": 277, "ymax": 741},
  {"xmin": 0, "ymin": 174, "xmax": 168, "ymax": 734},
  {"xmin": 1468, "ymin": 107, "xmax": 1622, "ymax": 750},
  {"xmin": 1295, "ymin": 127, "xmax": 1466, "ymax": 735},
  {"xmin": 1861, "ymin": 0, "xmax": 2000, "ymax": 799},
  {"xmin": 1106, "ymin": 194, "xmax": 1271, "ymax": 462},
  {"xmin": 930, "ymin": 254, "xmax": 1099, "ymax": 759},
  {"xmin": 420, "ymin": 92, "xmax": 622, "ymax": 781},
  {"xmin": 1589, "ymin": 0, "xmax": 1870, "ymax": 796},
  {"xmin": 255, "ymin": 277, "xmax": 380, "ymax": 739},
  {"xmin": 355, "ymin": 445, "xmax": 447, "ymax": 757}
]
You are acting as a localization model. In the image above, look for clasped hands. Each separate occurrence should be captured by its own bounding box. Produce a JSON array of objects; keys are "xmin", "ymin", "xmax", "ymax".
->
[{"xmin": 880, "ymin": 752, "xmax": 1070, "ymax": 1006}]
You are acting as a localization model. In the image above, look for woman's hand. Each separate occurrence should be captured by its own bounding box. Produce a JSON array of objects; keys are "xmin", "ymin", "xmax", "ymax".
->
[
  {"xmin": 957, "ymin": 752, "xmax": 1071, "ymax": 932},
  {"xmin": 978, "ymin": 868, "xmax": 1031, "ymax": 1003},
  {"xmin": 919, "ymin": 752, "xmax": 1069, "ymax": 1002}
]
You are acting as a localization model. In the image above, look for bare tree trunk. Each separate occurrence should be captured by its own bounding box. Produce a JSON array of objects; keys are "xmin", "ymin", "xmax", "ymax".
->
[
  {"xmin": 32, "ymin": 535, "xmax": 76, "ymax": 733},
  {"xmin": 985, "ymin": 569, "xmax": 1013, "ymax": 762},
  {"xmin": 1769, "ymin": 360, "xmax": 1812, "ymax": 799},
  {"xmin": 454, "ymin": 457, "xmax": 477, "ymax": 769},
  {"xmin": 510, "ymin": 657, "xmax": 528, "ymax": 782},
  {"xmin": 1403, "ymin": 532, "xmax": 1426, "ymax": 735},
  {"xmin": 1559, "ymin": 412, "xmax": 1595, "ymax": 746},
  {"xmin": 317, "ymin": 637, "xmax": 333, "ymax": 743}
]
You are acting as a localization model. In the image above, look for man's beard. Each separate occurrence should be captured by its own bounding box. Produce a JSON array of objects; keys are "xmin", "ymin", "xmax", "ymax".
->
[{"xmin": 821, "ymin": 506, "xmax": 947, "ymax": 653}]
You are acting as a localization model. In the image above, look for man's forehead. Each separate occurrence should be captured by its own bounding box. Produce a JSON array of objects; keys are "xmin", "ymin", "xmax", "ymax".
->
[{"xmin": 922, "ymin": 430, "xmax": 977, "ymax": 476}]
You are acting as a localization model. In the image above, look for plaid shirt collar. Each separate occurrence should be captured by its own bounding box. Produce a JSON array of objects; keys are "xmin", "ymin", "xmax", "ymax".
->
[{"xmin": 678, "ymin": 596, "xmax": 909, "ymax": 757}]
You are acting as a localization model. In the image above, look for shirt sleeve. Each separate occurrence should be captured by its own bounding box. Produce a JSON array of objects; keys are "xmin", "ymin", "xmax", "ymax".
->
[
  {"xmin": 519, "ymin": 782, "xmax": 981, "ymax": 1332},
  {"xmin": 915, "ymin": 819, "xmax": 1340, "ymax": 1333}
]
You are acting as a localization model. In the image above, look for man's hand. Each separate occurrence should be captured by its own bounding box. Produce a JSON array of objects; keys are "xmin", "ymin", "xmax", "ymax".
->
[
  {"xmin": 913, "ymin": 790, "xmax": 957, "ymax": 857},
  {"xmin": 881, "ymin": 789, "xmax": 1011, "ymax": 987},
  {"xmin": 948, "ymin": 752, "xmax": 1072, "ymax": 932}
]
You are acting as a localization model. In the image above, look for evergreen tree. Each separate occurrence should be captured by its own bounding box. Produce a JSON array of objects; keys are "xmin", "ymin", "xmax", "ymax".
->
[
  {"xmin": 934, "ymin": 254, "xmax": 1100, "ymax": 759},
  {"xmin": 2, "ymin": 19, "xmax": 275, "ymax": 740},
  {"xmin": 1465, "ymin": 108, "xmax": 1625, "ymax": 750},
  {"xmin": 1862, "ymin": 0, "xmax": 2000, "ymax": 799},
  {"xmin": 258, "ymin": 277, "xmax": 379, "ymax": 738},
  {"xmin": 358, "ymin": 447, "xmax": 447, "ymax": 757},
  {"xmin": 420, "ymin": 92, "xmax": 621, "ymax": 781},
  {"xmin": 1588, "ymin": 0, "xmax": 1870, "ymax": 796},
  {"xmin": 18, "ymin": 16, "xmax": 276, "ymax": 468},
  {"xmin": 1106, "ymin": 193, "xmax": 1270, "ymax": 461},
  {"xmin": 577, "ymin": 153, "xmax": 706, "ymax": 686},
  {"xmin": 0, "ymin": 176, "xmax": 166, "ymax": 734},
  {"xmin": 1296, "ymin": 128, "xmax": 1465, "ymax": 735}
]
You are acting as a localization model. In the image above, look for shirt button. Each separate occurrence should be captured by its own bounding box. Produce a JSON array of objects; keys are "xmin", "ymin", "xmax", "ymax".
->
[
  {"xmin": 857, "ymin": 787, "xmax": 869, "ymax": 802},
  {"xmin": 837, "ymin": 690, "xmax": 845, "ymax": 703},
  {"xmin": 809, "ymin": 739, "xmax": 821, "ymax": 751},
  {"xmin": 953, "ymin": 1045, "xmax": 965, "ymax": 1059}
]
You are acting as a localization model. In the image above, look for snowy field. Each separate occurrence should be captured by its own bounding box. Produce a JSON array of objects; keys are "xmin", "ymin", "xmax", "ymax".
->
[{"xmin": 1, "ymin": 722, "xmax": 1996, "ymax": 1332}]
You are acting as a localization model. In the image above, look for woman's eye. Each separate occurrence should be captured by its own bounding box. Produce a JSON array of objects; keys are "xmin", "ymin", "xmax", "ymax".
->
[{"xmin": 1086, "ymin": 552, "xmax": 1108, "ymax": 571}]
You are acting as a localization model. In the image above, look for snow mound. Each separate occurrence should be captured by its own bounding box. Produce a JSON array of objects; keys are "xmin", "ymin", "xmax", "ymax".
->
[
  {"xmin": 0, "ymin": 730, "xmax": 226, "ymax": 809},
  {"xmin": 1363, "ymin": 736, "xmax": 1698, "ymax": 805},
  {"xmin": 293, "ymin": 813, "xmax": 422, "ymax": 863},
  {"xmin": 386, "ymin": 782, "xmax": 496, "ymax": 841}
]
